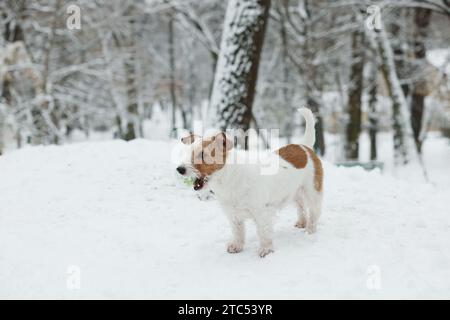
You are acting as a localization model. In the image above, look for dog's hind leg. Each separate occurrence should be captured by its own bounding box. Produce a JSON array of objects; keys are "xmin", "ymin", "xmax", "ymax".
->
[
  {"xmin": 304, "ymin": 186, "xmax": 323, "ymax": 234},
  {"xmin": 226, "ymin": 217, "xmax": 246, "ymax": 253},
  {"xmin": 294, "ymin": 188, "xmax": 307, "ymax": 229}
]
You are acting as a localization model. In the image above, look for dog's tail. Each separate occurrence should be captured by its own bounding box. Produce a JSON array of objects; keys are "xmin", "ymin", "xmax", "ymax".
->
[{"xmin": 298, "ymin": 107, "xmax": 316, "ymax": 148}]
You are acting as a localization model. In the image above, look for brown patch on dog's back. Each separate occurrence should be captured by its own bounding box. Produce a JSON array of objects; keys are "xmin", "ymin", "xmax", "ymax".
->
[
  {"xmin": 276, "ymin": 144, "xmax": 307, "ymax": 169},
  {"xmin": 304, "ymin": 146, "xmax": 323, "ymax": 192}
]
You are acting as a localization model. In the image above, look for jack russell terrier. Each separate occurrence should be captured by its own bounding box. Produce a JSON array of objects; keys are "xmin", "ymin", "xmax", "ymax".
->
[{"xmin": 176, "ymin": 108, "xmax": 323, "ymax": 257}]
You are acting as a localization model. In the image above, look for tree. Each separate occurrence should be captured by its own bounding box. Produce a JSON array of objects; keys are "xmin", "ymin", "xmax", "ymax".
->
[
  {"xmin": 123, "ymin": 11, "xmax": 139, "ymax": 141},
  {"xmin": 1, "ymin": 0, "xmax": 448, "ymax": 163},
  {"xmin": 345, "ymin": 28, "xmax": 365, "ymax": 160},
  {"xmin": 301, "ymin": 0, "xmax": 326, "ymax": 156},
  {"xmin": 374, "ymin": 26, "xmax": 409, "ymax": 165},
  {"xmin": 168, "ymin": 9, "xmax": 177, "ymax": 137},
  {"xmin": 367, "ymin": 61, "xmax": 379, "ymax": 161},
  {"xmin": 275, "ymin": 0, "xmax": 327, "ymax": 155},
  {"xmin": 410, "ymin": 8, "xmax": 432, "ymax": 153},
  {"xmin": 277, "ymin": 0, "xmax": 293, "ymax": 143},
  {"xmin": 211, "ymin": 0, "xmax": 271, "ymax": 137}
]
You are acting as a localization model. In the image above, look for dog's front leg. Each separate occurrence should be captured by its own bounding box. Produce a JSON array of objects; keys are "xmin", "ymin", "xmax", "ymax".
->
[
  {"xmin": 226, "ymin": 217, "xmax": 245, "ymax": 254},
  {"xmin": 254, "ymin": 214, "xmax": 274, "ymax": 258}
]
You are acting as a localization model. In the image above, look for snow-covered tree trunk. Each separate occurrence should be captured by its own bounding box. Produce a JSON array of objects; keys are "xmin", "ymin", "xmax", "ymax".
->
[
  {"xmin": 374, "ymin": 27, "xmax": 410, "ymax": 165},
  {"xmin": 389, "ymin": 9, "xmax": 411, "ymax": 99},
  {"xmin": 32, "ymin": 0, "xmax": 63, "ymax": 146},
  {"xmin": 122, "ymin": 11, "xmax": 139, "ymax": 141},
  {"xmin": 211, "ymin": 0, "xmax": 271, "ymax": 134},
  {"xmin": 123, "ymin": 48, "xmax": 138, "ymax": 141},
  {"xmin": 345, "ymin": 29, "xmax": 365, "ymax": 160}
]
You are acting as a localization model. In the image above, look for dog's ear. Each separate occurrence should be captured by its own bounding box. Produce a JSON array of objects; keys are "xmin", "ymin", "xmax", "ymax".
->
[
  {"xmin": 214, "ymin": 132, "xmax": 233, "ymax": 152},
  {"xmin": 181, "ymin": 134, "xmax": 200, "ymax": 145}
]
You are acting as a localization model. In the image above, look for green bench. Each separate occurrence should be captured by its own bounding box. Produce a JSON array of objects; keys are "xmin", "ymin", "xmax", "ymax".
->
[{"xmin": 334, "ymin": 161, "xmax": 384, "ymax": 172}]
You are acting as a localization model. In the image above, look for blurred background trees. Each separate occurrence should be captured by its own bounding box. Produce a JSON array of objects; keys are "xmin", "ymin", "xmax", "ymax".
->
[{"xmin": 0, "ymin": 0, "xmax": 449, "ymax": 164}]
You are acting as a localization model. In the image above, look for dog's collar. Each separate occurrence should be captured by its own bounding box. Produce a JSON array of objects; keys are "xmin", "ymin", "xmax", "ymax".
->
[{"xmin": 193, "ymin": 176, "xmax": 208, "ymax": 191}]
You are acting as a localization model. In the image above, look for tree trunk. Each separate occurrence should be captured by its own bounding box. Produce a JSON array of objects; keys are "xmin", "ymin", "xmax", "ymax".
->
[
  {"xmin": 124, "ymin": 54, "xmax": 138, "ymax": 141},
  {"xmin": 308, "ymin": 97, "xmax": 325, "ymax": 155},
  {"xmin": 278, "ymin": 0, "xmax": 292, "ymax": 143},
  {"xmin": 304, "ymin": 0, "xmax": 325, "ymax": 155},
  {"xmin": 410, "ymin": 8, "xmax": 432, "ymax": 154},
  {"xmin": 211, "ymin": 0, "xmax": 271, "ymax": 138},
  {"xmin": 168, "ymin": 10, "xmax": 177, "ymax": 137},
  {"xmin": 345, "ymin": 30, "xmax": 365, "ymax": 160},
  {"xmin": 373, "ymin": 27, "xmax": 409, "ymax": 165},
  {"xmin": 122, "ymin": 11, "xmax": 139, "ymax": 141},
  {"xmin": 368, "ymin": 63, "xmax": 378, "ymax": 161},
  {"xmin": 389, "ymin": 9, "xmax": 411, "ymax": 99}
]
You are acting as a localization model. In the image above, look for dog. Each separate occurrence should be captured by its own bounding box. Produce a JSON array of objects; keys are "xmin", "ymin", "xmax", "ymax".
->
[{"xmin": 176, "ymin": 108, "xmax": 323, "ymax": 257}]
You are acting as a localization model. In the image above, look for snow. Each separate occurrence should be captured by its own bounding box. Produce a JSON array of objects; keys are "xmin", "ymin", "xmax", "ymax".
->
[
  {"xmin": 1, "ymin": 137, "xmax": 449, "ymax": 299},
  {"xmin": 427, "ymin": 49, "xmax": 450, "ymax": 74}
]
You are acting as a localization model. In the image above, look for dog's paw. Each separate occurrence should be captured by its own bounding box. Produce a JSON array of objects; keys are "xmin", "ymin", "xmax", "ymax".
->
[
  {"xmin": 295, "ymin": 220, "xmax": 306, "ymax": 229},
  {"xmin": 257, "ymin": 246, "xmax": 274, "ymax": 258},
  {"xmin": 227, "ymin": 242, "xmax": 244, "ymax": 254},
  {"xmin": 306, "ymin": 223, "xmax": 317, "ymax": 234}
]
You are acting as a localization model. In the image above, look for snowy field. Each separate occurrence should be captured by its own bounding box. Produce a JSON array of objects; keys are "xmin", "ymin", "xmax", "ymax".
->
[{"xmin": 0, "ymin": 136, "xmax": 449, "ymax": 299}]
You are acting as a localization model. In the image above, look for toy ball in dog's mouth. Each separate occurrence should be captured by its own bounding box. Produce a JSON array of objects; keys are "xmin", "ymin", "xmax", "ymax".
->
[{"xmin": 194, "ymin": 177, "xmax": 207, "ymax": 191}]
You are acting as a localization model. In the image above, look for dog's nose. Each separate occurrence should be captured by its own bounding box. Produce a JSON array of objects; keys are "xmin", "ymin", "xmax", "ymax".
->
[{"xmin": 176, "ymin": 166, "xmax": 186, "ymax": 175}]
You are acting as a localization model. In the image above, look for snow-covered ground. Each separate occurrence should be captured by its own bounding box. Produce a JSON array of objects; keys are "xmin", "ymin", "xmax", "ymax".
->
[{"xmin": 0, "ymin": 136, "xmax": 449, "ymax": 299}]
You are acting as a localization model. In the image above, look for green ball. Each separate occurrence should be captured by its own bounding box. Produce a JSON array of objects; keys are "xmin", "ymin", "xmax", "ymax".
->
[{"xmin": 183, "ymin": 177, "xmax": 195, "ymax": 186}]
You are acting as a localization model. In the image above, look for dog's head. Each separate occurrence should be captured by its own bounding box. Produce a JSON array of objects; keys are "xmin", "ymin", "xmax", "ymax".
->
[{"xmin": 176, "ymin": 132, "xmax": 233, "ymax": 190}]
